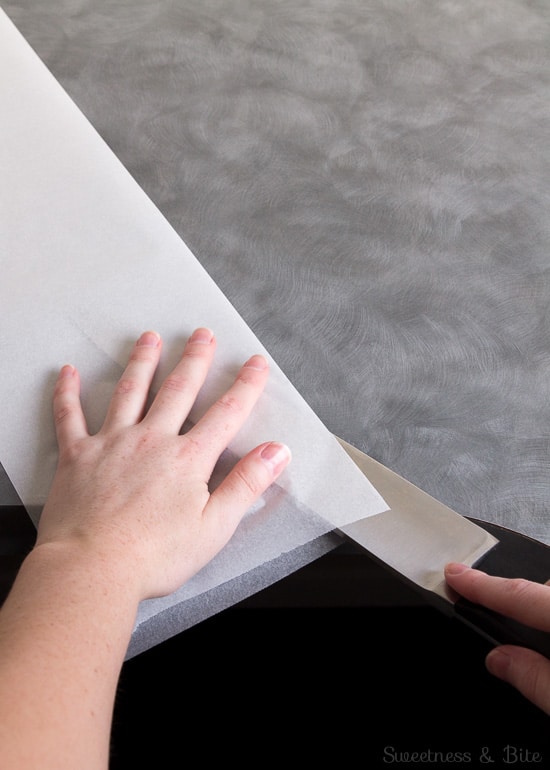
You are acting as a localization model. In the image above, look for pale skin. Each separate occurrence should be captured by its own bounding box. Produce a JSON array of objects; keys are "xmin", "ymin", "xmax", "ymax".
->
[
  {"xmin": 445, "ymin": 563, "xmax": 550, "ymax": 716},
  {"xmin": 0, "ymin": 328, "xmax": 291, "ymax": 770},
  {"xmin": 0, "ymin": 330, "xmax": 548, "ymax": 770}
]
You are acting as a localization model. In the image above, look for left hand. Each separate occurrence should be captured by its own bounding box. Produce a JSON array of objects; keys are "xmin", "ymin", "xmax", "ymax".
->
[
  {"xmin": 36, "ymin": 328, "xmax": 291, "ymax": 601},
  {"xmin": 445, "ymin": 562, "xmax": 550, "ymax": 715}
]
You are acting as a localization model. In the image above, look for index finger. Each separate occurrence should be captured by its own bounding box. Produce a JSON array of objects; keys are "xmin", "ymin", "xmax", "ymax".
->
[
  {"xmin": 183, "ymin": 354, "xmax": 270, "ymax": 470},
  {"xmin": 445, "ymin": 563, "xmax": 550, "ymax": 633}
]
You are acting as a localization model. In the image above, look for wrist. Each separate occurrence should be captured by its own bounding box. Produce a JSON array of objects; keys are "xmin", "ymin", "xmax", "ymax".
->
[{"xmin": 23, "ymin": 538, "xmax": 142, "ymax": 613}]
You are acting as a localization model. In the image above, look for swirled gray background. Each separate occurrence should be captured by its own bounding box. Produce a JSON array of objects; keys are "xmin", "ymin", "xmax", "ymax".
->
[{"xmin": 3, "ymin": 0, "xmax": 550, "ymax": 544}]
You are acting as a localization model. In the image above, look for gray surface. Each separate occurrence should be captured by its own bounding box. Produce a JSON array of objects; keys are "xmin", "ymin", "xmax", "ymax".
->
[{"xmin": 3, "ymin": 0, "xmax": 550, "ymax": 553}]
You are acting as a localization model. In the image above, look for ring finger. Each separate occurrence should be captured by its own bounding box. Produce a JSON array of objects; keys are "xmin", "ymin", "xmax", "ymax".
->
[{"xmin": 101, "ymin": 330, "xmax": 163, "ymax": 431}]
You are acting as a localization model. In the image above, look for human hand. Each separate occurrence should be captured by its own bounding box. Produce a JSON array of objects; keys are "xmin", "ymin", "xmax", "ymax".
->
[
  {"xmin": 36, "ymin": 328, "xmax": 291, "ymax": 602},
  {"xmin": 445, "ymin": 563, "xmax": 550, "ymax": 715}
]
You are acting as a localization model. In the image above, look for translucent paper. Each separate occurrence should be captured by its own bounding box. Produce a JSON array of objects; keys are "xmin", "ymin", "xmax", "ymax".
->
[{"xmin": 0, "ymin": 10, "xmax": 387, "ymax": 651}]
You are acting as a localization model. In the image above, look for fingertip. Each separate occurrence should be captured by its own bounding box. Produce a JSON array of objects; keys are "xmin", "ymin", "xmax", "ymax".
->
[
  {"xmin": 137, "ymin": 330, "xmax": 162, "ymax": 348},
  {"xmin": 486, "ymin": 647, "xmax": 512, "ymax": 679},
  {"xmin": 59, "ymin": 364, "xmax": 77, "ymax": 379},
  {"xmin": 188, "ymin": 327, "xmax": 215, "ymax": 345},
  {"xmin": 55, "ymin": 365, "xmax": 80, "ymax": 396},
  {"xmin": 260, "ymin": 442, "xmax": 292, "ymax": 476},
  {"xmin": 445, "ymin": 562, "xmax": 470, "ymax": 578},
  {"xmin": 244, "ymin": 354, "xmax": 269, "ymax": 371}
]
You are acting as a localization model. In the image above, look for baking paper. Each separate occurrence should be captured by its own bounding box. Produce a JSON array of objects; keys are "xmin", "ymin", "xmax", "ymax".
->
[{"xmin": 0, "ymin": 9, "xmax": 387, "ymax": 644}]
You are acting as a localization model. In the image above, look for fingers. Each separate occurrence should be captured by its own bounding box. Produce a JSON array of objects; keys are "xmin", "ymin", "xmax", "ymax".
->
[
  {"xmin": 184, "ymin": 353, "xmax": 270, "ymax": 468},
  {"xmin": 445, "ymin": 563, "xmax": 550, "ymax": 632},
  {"xmin": 446, "ymin": 564, "xmax": 550, "ymax": 714},
  {"xmin": 74, "ymin": 329, "xmax": 267, "ymax": 446},
  {"xmin": 101, "ymin": 331, "xmax": 162, "ymax": 431},
  {"xmin": 52, "ymin": 365, "xmax": 89, "ymax": 448},
  {"xmin": 142, "ymin": 328, "xmax": 216, "ymax": 433},
  {"xmin": 205, "ymin": 441, "xmax": 292, "ymax": 540},
  {"xmin": 485, "ymin": 646, "xmax": 550, "ymax": 716}
]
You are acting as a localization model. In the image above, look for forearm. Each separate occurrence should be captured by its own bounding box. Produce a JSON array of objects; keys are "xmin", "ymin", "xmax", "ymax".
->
[
  {"xmin": 0, "ymin": 542, "xmax": 139, "ymax": 770},
  {"xmin": 0, "ymin": 329, "xmax": 289, "ymax": 766}
]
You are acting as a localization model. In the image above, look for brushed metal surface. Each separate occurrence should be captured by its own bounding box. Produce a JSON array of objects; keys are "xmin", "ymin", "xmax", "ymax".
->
[
  {"xmin": 337, "ymin": 438, "xmax": 498, "ymax": 601},
  {"xmin": 3, "ymin": 0, "xmax": 550, "ymax": 544}
]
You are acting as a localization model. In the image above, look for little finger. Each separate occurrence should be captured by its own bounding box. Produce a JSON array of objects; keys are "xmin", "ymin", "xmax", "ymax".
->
[{"xmin": 52, "ymin": 365, "xmax": 89, "ymax": 448}]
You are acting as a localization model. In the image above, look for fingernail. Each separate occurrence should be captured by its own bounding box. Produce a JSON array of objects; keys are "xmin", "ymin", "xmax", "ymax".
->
[
  {"xmin": 59, "ymin": 364, "xmax": 76, "ymax": 378},
  {"xmin": 260, "ymin": 442, "xmax": 291, "ymax": 473},
  {"xmin": 189, "ymin": 327, "xmax": 214, "ymax": 344},
  {"xmin": 486, "ymin": 648, "xmax": 512, "ymax": 678},
  {"xmin": 137, "ymin": 331, "xmax": 161, "ymax": 347},
  {"xmin": 244, "ymin": 354, "xmax": 268, "ymax": 371},
  {"xmin": 445, "ymin": 562, "xmax": 470, "ymax": 576}
]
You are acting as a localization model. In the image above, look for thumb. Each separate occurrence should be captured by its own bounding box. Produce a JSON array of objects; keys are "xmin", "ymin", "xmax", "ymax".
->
[
  {"xmin": 205, "ymin": 441, "xmax": 291, "ymax": 540},
  {"xmin": 486, "ymin": 645, "xmax": 550, "ymax": 716}
]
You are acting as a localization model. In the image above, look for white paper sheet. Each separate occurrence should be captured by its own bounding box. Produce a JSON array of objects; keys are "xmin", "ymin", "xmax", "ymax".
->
[{"xmin": 0, "ymin": 9, "xmax": 387, "ymax": 631}]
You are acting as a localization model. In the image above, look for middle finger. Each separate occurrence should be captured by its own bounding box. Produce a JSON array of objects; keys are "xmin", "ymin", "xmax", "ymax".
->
[{"xmin": 143, "ymin": 327, "xmax": 216, "ymax": 433}]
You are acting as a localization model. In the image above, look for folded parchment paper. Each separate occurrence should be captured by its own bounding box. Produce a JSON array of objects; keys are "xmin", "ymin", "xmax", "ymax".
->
[{"xmin": 0, "ymin": 9, "xmax": 387, "ymax": 655}]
